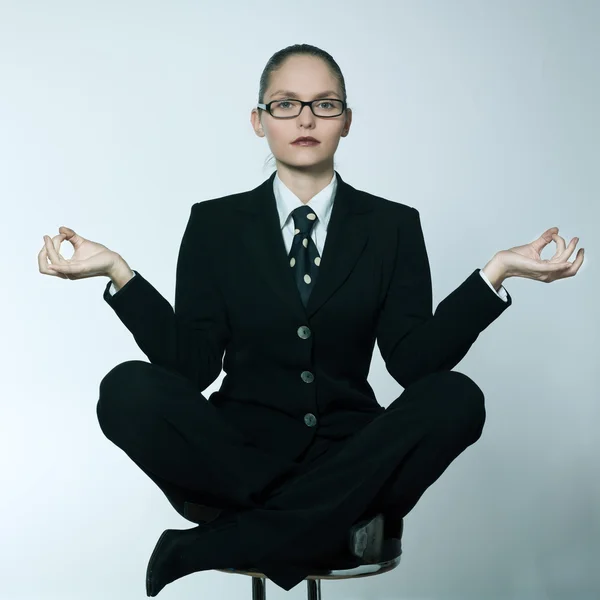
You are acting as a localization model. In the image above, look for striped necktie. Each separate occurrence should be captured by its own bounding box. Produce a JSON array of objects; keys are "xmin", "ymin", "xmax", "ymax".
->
[{"xmin": 288, "ymin": 205, "xmax": 321, "ymax": 306}]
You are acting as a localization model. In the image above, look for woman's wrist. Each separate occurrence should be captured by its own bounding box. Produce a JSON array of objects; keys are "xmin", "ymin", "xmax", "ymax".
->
[
  {"xmin": 482, "ymin": 254, "xmax": 508, "ymax": 291},
  {"xmin": 108, "ymin": 256, "xmax": 135, "ymax": 291}
]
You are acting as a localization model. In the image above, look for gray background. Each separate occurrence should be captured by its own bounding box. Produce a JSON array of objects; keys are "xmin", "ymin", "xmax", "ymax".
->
[{"xmin": 2, "ymin": 0, "xmax": 598, "ymax": 598}]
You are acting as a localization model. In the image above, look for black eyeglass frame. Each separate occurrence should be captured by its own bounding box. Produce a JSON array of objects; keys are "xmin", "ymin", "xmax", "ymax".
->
[{"xmin": 256, "ymin": 98, "xmax": 348, "ymax": 119}]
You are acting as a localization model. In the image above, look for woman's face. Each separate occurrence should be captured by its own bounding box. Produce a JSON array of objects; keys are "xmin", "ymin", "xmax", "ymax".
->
[{"xmin": 251, "ymin": 55, "xmax": 352, "ymax": 171}]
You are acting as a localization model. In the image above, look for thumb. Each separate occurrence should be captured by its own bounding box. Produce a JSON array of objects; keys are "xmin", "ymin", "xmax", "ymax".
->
[
  {"xmin": 58, "ymin": 226, "xmax": 85, "ymax": 246},
  {"xmin": 531, "ymin": 227, "xmax": 559, "ymax": 252}
]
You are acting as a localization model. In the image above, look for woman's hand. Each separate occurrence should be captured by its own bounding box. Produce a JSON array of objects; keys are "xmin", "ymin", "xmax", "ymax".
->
[
  {"xmin": 38, "ymin": 226, "xmax": 121, "ymax": 280},
  {"xmin": 496, "ymin": 226, "xmax": 584, "ymax": 283}
]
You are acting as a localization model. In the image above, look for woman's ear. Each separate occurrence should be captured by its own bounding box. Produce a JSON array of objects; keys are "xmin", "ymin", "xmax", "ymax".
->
[
  {"xmin": 341, "ymin": 108, "xmax": 353, "ymax": 137},
  {"xmin": 250, "ymin": 109, "xmax": 265, "ymax": 137}
]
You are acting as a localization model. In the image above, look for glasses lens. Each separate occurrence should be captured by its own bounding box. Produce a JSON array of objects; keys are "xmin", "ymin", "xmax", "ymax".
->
[
  {"xmin": 270, "ymin": 99, "xmax": 343, "ymax": 118},
  {"xmin": 312, "ymin": 99, "xmax": 344, "ymax": 117}
]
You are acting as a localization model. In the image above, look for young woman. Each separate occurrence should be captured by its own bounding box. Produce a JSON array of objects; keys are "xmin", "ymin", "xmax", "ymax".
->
[{"xmin": 40, "ymin": 44, "xmax": 584, "ymax": 597}]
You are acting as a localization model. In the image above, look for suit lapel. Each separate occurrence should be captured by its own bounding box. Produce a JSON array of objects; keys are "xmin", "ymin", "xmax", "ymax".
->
[{"xmin": 236, "ymin": 170, "xmax": 374, "ymax": 320}]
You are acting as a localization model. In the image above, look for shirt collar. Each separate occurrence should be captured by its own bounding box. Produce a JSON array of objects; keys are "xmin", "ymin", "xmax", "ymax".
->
[{"xmin": 273, "ymin": 171, "xmax": 337, "ymax": 231}]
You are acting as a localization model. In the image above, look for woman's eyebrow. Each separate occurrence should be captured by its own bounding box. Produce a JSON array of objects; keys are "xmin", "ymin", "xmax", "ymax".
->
[{"xmin": 270, "ymin": 90, "xmax": 341, "ymax": 99}]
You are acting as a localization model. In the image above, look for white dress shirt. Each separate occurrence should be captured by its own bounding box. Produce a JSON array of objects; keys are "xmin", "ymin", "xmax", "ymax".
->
[{"xmin": 109, "ymin": 172, "xmax": 507, "ymax": 302}]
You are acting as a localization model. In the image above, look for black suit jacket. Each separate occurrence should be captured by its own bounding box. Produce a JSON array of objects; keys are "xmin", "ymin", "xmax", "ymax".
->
[{"xmin": 104, "ymin": 170, "xmax": 512, "ymax": 461}]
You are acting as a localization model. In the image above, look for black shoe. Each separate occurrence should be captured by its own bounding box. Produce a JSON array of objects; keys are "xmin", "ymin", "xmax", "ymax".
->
[
  {"xmin": 383, "ymin": 514, "xmax": 404, "ymax": 540},
  {"xmin": 347, "ymin": 513, "xmax": 385, "ymax": 563},
  {"xmin": 145, "ymin": 513, "xmax": 248, "ymax": 597}
]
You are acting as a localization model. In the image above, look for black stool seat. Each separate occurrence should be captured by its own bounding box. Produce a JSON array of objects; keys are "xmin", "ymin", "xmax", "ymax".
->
[
  {"xmin": 216, "ymin": 535, "xmax": 403, "ymax": 599},
  {"xmin": 183, "ymin": 502, "xmax": 404, "ymax": 598}
]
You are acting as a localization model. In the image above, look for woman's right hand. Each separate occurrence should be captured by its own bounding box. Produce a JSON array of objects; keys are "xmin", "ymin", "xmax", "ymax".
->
[{"xmin": 38, "ymin": 226, "xmax": 121, "ymax": 280}]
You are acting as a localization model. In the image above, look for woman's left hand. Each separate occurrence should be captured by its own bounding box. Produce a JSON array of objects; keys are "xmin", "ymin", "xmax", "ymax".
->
[{"xmin": 496, "ymin": 227, "xmax": 584, "ymax": 283}]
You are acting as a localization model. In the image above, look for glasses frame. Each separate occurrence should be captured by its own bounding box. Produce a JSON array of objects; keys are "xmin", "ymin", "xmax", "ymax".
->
[{"xmin": 257, "ymin": 98, "xmax": 347, "ymax": 119}]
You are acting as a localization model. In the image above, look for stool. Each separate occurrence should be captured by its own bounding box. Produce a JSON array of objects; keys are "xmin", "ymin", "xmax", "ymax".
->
[
  {"xmin": 216, "ymin": 536, "xmax": 403, "ymax": 599},
  {"xmin": 183, "ymin": 502, "xmax": 403, "ymax": 599}
]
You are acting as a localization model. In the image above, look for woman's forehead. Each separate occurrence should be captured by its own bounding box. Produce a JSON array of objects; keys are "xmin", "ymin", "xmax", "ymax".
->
[{"xmin": 268, "ymin": 88, "xmax": 342, "ymax": 99}]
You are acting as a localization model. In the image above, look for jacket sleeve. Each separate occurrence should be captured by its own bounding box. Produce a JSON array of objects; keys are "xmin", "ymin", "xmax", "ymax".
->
[
  {"xmin": 107, "ymin": 272, "xmax": 136, "ymax": 296},
  {"xmin": 376, "ymin": 207, "xmax": 511, "ymax": 389},
  {"xmin": 103, "ymin": 202, "xmax": 231, "ymax": 391}
]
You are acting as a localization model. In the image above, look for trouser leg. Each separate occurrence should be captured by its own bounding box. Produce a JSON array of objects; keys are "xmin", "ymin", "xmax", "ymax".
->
[
  {"xmin": 235, "ymin": 370, "xmax": 486, "ymax": 590},
  {"xmin": 95, "ymin": 360, "xmax": 297, "ymax": 517},
  {"xmin": 360, "ymin": 373, "xmax": 487, "ymax": 529}
]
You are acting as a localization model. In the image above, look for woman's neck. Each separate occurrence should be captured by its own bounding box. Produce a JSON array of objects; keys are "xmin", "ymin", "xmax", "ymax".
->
[{"xmin": 275, "ymin": 161, "xmax": 334, "ymax": 204}]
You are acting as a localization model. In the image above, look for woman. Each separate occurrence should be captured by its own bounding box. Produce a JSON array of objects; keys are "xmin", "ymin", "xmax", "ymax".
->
[{"xmin": 39, "ymin": 44, "xmax": 584, "ymax": 596}]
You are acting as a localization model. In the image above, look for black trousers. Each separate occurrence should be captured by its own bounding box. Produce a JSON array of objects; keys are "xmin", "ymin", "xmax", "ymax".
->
[{"xmin": 96, "ymin": 360, "xmax": 486, "ymax": 591}]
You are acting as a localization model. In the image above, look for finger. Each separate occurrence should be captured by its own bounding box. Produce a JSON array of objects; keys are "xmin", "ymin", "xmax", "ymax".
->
[
  {"xmin": 542, "ymin": 226, "xmax": 559, "ymax": 238},
  {"xmin": 46, "ymin": 266, "xmax": 69, "ymax": 279},
  {"xmin": 551, "ymin": 233, "xmax": 566, "ymax": 256},
  {"xmin": 47, "ymin": 263, "xmax": 67, "ymax": 271},
  {"xmin": 39, "ymin": 252, "xmax": 68, "ymax": 278},
  {"xmin": 48, "ymin": 261, "xmax": 83, "ymax": 274},
  {"xmin": 537, "ymin": 259, "xmax": 573, "ymax": 274},
  {"xmin": 45, "ymin": 234, "xmax": 70, "ymax": 279},
  {"xmin": 553, "ymin": 261, "xmax": 573, "ymax": 271},
  {"xmin": 58, "ymin": 226, "xmax": 83, "ymax": 248},
  {"xmin": 44, "ymin": 235, "xmax": 63, "ymax": 264},
  {"xmin": 38, "ymin": 240, "xmax": 65, "ymax": 278},
  {"xmin": 52, "ymin": 233, "xmax": 67, "ymax": 260},
  {"xmin": 557, "ymin": 234, "xmax": 581, "ymax": 262},
  {"xmin": 543, "ymin": 255, "xmax": 581, "ymax": 280},
  {"xmin": 545, "ymin": 256, "xmax": 581, "ymax": 282},
  {"xmin": 533, "ymin": 227, "xmax": 560, "ymax": 254},
  {"xmin": 46, "ymin": 263, "xmax": 71, "ymax": 279},
  {"xmin": 562, "ymin": 247, "xmax": 585, "ymax": 276}
]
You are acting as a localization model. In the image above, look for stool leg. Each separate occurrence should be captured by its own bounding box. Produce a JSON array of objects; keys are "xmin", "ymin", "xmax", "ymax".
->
[
  {"xmin": 252, "ymin": 576, "xmax": 266, "ymax": 600},
  {"xmin": 307, "ymin": 578, "xmax": 321, "ymax": 600}
]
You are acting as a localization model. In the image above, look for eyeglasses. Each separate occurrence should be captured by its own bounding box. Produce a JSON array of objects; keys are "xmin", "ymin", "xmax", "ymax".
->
[{"xmin": 257, "ymin": 98, "xmax": 347, "ymax": 119}]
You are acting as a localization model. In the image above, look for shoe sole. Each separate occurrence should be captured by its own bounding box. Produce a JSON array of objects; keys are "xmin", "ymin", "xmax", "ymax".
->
[{"xmin": 348, "ymin": 513, "xmax": 385, "ymax": 563}]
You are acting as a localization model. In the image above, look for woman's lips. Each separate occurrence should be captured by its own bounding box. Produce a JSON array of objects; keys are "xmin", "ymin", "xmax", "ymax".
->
[{"xmin": 292, "ymin": 140, "xmax": 320, "ymax": 146}]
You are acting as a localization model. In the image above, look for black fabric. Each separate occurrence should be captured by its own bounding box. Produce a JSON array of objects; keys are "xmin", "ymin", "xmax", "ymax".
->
[
  {"xmin": 97, "ymin": 361, "xmax": 486, "ymax": 591},
  {"xmin": 102, "ymin": 170, "xmax": 511, "ymax": 463},
  {"xmin": 100, "ymin": 170, "xmax": 512, "ymax": 591},
  {"xmin": 288, "ymin": 205, "xmax": 320, "ymax": 307}
]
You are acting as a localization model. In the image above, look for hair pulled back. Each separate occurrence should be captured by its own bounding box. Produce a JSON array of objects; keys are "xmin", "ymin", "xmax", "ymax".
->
[{"xmin": 257, "ymin": 44, "xmax": 348, "ymax": 171}]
